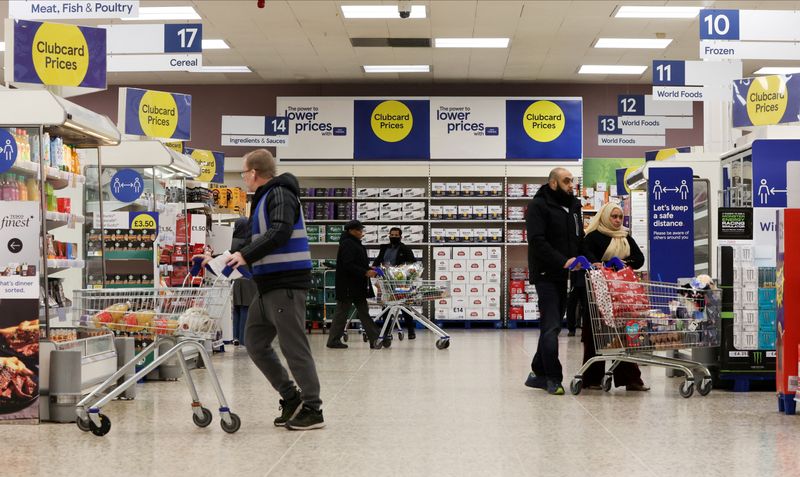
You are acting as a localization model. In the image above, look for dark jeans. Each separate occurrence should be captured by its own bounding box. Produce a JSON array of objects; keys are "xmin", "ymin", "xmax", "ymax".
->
[
  {"xmin": 328, "ymin": 298, "xmax": 380, "ymax": 344},
  {"xmin": 566, "ymin": 285, "xmax": 582, "ymax": 333},
  {"xmin": 233, "ymin": 305, "xmax": 249, "ymax": 345},
  {"xmin": 531, "ymin": 280, "xmax": 568, "ymax": 383}
]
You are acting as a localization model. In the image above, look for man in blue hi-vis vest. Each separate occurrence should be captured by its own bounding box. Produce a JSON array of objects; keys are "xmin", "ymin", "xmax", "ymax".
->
[{"xmin": 226, "ymin": 149, "xmax": 324, "ymax": 431}]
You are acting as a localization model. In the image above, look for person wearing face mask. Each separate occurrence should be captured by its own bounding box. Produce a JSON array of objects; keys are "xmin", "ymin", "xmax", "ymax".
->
[
  {"xmin": 372, "ymin": 227, "xmax": 417, "ymax": 339},
  {"xmin": 524, "ymin": 167, "xmax": 587, "ymax": 396},
  {"xmin": 581, "ymin": 202, "xmax": 649, "ymax": 391}
]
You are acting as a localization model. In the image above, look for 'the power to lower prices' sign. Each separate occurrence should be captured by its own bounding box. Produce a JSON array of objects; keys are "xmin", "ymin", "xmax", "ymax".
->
[
  {"xmin": 120, "ymin": 87, "xmax": 192, "ymax": 140},
  {"xmin": 732, "ymin": 75, "xmax": 800, "ymax": 128},
  {"xmin": 5, "ymin": 18, "xmax": 107, "ymax": 88}
]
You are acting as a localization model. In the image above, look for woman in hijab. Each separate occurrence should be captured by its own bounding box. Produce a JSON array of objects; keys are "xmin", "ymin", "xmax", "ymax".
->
[{"xmin": 582, "ymin": 202, "xmax": 649, "ymax": 391}]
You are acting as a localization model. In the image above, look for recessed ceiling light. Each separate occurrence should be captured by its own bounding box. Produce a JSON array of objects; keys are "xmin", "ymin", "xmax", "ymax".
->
[
  {"xmin": 202, "ymin": 39, "xmax": 230, "ymax": 50},
  {"xmin": 753, "ymin": 67, "xmax": 800, "ymax": 75},
  {"xmin": 434, "ymin": 38, "xmax": 510, "ymax": 48},
  {"xmin": 579, "ymin": 65, "xmax": 648, "ymax": 75},
  {"xmin": 194, "ymin": 66, "xmax": 252, "ymax": 73},
  {"xmin": 615, "ymin": 6, "xmax": 702, "ymax": 19},
  {"xmin": 120, "ymin": 6, "xmax": 201, "ymax": 21},
  {"xmin": 363, "ymin": 65, "xmax": 430, "ymax": 73},
  {"xmin": 341, "ymin": 5, "xmax": 426, "ymax": 19},
  {"xmin": 595, "ymin": 38, "xmax": 673, "ymax": 49}
]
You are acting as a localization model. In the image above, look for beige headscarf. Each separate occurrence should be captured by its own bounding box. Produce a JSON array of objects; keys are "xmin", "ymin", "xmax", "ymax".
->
[{"xmin": 585, "ymin": 202, "xmax": 630, "ymax": 261}]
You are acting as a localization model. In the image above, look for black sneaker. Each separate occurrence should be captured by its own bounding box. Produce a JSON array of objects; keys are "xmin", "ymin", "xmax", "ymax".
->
[
  {"xmin": 407, "ymin": 331, "xmax": 416, "ymax": 340},
  {"xmin": 273, "ymin": 393, "xmax": 302, "ymax": 427},
  {"xmin": 524, "ymin": 372, "xmax": 547, "ymax": 390},
  {"xmin": 326, "ymin": 341, "xmax": 348, "ymax": 349},
  {"xmin": 287, "ymin": 405, "xmax": 325, "ymax": 431}
]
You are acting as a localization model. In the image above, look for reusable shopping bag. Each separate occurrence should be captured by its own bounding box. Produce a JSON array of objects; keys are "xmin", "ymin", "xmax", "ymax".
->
[{"xmin": 588, "ymin": 266, "xmax": 648, "ymax": 327}]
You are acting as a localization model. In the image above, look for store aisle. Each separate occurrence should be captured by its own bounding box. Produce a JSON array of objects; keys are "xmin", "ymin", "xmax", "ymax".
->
[{"xmin": 6, "ymin": 330, "xmax": 798, "ymax": 477}]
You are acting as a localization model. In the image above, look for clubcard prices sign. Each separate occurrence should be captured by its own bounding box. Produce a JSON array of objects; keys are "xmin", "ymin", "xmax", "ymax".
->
[
  {"xmin": 119, "ymin": 87, "xmax": 192, "ymax": 141},
  {"xmin": 506, "ymin": 99, "xmax": 582, "ymax": 160},
  {"xmin": 354, "ymin": 99, "xmax": 430, "ymax": 160},
  {"xmin": 5, "ymin": 18, "xmax": 107, "ymax": 89},
  {"xmin": 184, "ymin": 147, "xmax": 224, "ymax": 183},
  {"xmin": 732, "ymin": 75, "xmax": 800, "ymax": 128}
]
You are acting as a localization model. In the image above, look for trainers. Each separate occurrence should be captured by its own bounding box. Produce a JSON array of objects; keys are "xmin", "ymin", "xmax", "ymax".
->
[
  {"xmin": 524, "ymin": 372, "xmax": 547, "ymax": 390},
  {"xmin": 407, "ymin": 331, "xmax": 416, "ymax": 340},
  {"xmin": 287, "ymin": 405, "xmax": 325, "ymax": 431},
  {"xmin": 567, "ymin": 331, "xmax": 576, "ymax": 337},
  {"xmin": 273, "ymin": 393, "xmax": 302, "ymax": 427},
  {"xmin": 326, "ymin": 341, "xmax": 348, "ymax": 349},
  {"xmin": 547, "ymin": 381, "xmax": 565, "ymax": 395}
]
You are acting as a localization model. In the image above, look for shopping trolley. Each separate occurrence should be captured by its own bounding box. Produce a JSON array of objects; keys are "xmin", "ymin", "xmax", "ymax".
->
[
  {"xmin": 73, "ymin": 257, "xmax": 245, "ymax": 436},
  {"xmin": 569, "ymin": 257, "xmax": 721, "ymax": 398},
  {"xmin": 371, "ymin": 275, "xmax": 452, "ymax": 349}
]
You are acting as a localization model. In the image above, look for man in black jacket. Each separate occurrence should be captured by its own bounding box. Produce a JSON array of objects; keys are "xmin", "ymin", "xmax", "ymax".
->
[
  {"xmin": 327, "ymin": 220, "xmax": 382, "ymax": 349},
  {"xmin": 225, "ymin": 149, "xmax": 324, "ymax": 430},
  {"xmin": 372, "ymin": 227, "xmax": 417, "ymax": 339},
  {"xmin": 524, "ymin": 167, "xmax": 584, "ymax": 396}
]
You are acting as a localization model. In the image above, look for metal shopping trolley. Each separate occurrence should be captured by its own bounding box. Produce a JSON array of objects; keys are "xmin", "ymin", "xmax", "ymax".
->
[
  {"xmin": 569, "ymin": 257, "xmax": 722, "ymax": 398},
  {"xmin": 371, "ymin": 276, "xmax": 452, "ymax": 349},
  {"xmin": 73, "ymin": 258, "xmax": 245, "ymax": 436}
]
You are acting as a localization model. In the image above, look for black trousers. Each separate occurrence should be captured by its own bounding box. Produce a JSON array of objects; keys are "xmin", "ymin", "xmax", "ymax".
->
[
  {"xmin": 566, "ymin": 285, "xmax": 582, "ymax": 333},
  {"xmin": 531, "ymin": 280, "xmax": 568, "ymax": 383},
  {"xmin": 327, "ymin": 298, "xmax": 380, "ymax": 344}
]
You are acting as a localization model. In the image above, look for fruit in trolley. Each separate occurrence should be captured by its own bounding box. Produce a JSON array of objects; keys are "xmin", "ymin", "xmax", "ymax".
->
[
  {"xmin": 136, "ymin": 310, "xmax": 155, "ymax": 331},
  {"xmin": 153, "ymin": 317, "xmax": 179, "ymax": 335}
]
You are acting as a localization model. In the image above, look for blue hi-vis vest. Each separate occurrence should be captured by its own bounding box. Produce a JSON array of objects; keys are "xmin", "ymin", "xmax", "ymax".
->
[{"xmin": 251, "ymin": 186, "xmax": 312, "ymax": 276}]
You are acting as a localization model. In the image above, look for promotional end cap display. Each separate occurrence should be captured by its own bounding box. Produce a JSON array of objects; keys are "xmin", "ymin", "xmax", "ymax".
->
[{"xmin": 344, "ymin": 220, "xmax": 365, "ymax": 231}]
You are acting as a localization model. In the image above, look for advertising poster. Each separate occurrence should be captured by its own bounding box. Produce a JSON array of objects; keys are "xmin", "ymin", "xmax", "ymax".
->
[
  {"xmin": 644, "ymin": 146, "xmax": 692, "ymax": 162},
  {"xmin": 184, "ymin": 147, "xmax": 224, "ymax": 184},
  {"xmin": 582, "ymin": 157, "xmax": 644, "ymax": 191},
  {"xmin": 120, "ymin": 87, "xmax": 192, "ymax": 141},
  {"xmin": 275, "ymin": 97, "xmax": 354, "ymax": 159},
  {"xmin": 8, "ymin": 19, "xmax": 106, "ymax": 88},
  {"xmin": 0, "ymin": 201, "xmax": 40, "ymax": 421},
  {"xmin": 354, "ymin": 99, "xmax": 430, "ymax": 160},
  {"xmin": 429, "ymin": 98, "xmax": 505, "ymax": 159},
  {"xmin": 505, "ymin": 98, "xmax": 582, "ymax": 160},
  {"xmin": 648, "ymin": 167, "xmax": 694, "ymax": 283},
  {"xmin": 732, "ymin": 75, "xmax": 800, "ymax": 128}
]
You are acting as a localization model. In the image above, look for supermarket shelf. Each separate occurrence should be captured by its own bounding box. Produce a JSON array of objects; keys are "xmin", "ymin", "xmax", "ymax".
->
[
  {"xmin": 430, "ymin": 196, "xmax": 505, "ymax": 201},
  {"xmin": 307, "ymin": 220, "xmax": 350, "ymax": 224},
  {"xmin": 354, "ymin": 196, "xmax": 429, "ymax": 201},
  {"xmin": 429, "ymin": 219, "xmax": 505, "ymax": 223},
  {"xmin": 9, "ymin": 162, "xmax": 85, "ymax": 190},
  {"xmin": 186, "ymin": 202, "xmax": 212, "ymax": 210},
  {"xmin": 86, "ymin": 198, "xmax": 151, "ymax": 214},
  {"xmin": 47, "ymin": 259, "xmax": 85, "ymax": 272},
  {"xmin": 506, "ymin": 220, "xmax": 526, "ymax": 224},
  {"xmin": 211, "ymin": 213, "xmax": 242, "ymax": 221},
  {"xmin": 45, "ymin": 211, "xmax": 85, "ymax": 230},
  {"xmin": 362, "ymin": 220, "xmax": 427, "ymax": 224},
  {"xmin": 301, "ymin": 196, "xmax": 353, "ymax": 201}
]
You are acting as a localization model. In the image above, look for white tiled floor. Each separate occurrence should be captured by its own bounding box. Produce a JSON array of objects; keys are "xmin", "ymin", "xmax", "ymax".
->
[{"xmin": 5, "ymin": 330, "xmax": 799, "ymax": 477}]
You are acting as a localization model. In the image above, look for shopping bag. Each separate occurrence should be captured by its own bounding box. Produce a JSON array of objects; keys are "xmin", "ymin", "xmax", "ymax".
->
[
  {"xmin": 602, "ymin": 266, "xmax": 649, "ymax": 319},
  {"xmin": 587, "ymin": 269, "xmax": 615, "ymax": 326}
]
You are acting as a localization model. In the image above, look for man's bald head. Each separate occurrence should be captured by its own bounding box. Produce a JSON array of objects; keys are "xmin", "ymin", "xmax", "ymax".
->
[{"xmin": 548, "ymin": 167, "xmax": 574, "ymax": 195}]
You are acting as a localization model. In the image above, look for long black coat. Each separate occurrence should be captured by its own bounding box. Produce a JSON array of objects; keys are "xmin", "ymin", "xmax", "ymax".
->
[
  {"xmin": 335, "ymin": 232, "xmax": 375, "ymax": 300},
  {"xmin": 371, "ymin": 242, "xmax": 415, "ymax": 267}
]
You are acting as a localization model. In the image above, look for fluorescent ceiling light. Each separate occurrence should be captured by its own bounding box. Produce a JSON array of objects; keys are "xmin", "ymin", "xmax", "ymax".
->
[
  {"xmin": 194, "ymin": 66, "xmax": 252, "ymax": 73},
  {"xmin": 364, "ymin": 65, "xmax": 430, "ymax": 73},
  {"xmin": 202, "ymin": 39, "xmax": 229, "ymax": 50},
  {"xmin": 579, "ymin": 65, "xmax": 648, "ymax": 75},
  {"xmin": 753, "ymin": 67, "xmax": 800, "ymax": 75},
  {"xmin": 0, "ymin": 42, "xmax": 4, "ymax": 52},
  {"xmin": 595, "ymin": 38, "xmax": 672, "ymax": 49},
  {"xmin": 121, "ymin": 6, "xmax": 201, "ymax": 21},
  {"xmin": 434, "ymin": 38, "xmax": 510, "ymax": 48},
  {"xmin": 341, "ymin": 5, "xmax": 426, "ymax": 19},
  {"xmin": 615, "ymin": 6, "xmax": 702, "ymax": 19}
]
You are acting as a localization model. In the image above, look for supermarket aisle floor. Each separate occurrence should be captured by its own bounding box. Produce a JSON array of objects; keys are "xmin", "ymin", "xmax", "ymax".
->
[{"xmin": 6, "ymin": 330, "xmax": 798, "ymax": 477}]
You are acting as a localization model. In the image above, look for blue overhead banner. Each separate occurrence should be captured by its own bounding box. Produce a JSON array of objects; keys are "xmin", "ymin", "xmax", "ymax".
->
[
  {"xmin": 184, "ymin": 147, "xmax": 225, "ymax": 184},
  {"xmin": 648, "ymin": 167, "xmax": 694, "ymax": 283},
  {"xmin": 732, "ymin": 75, "xmax": 800, "ymax": 128},
  {"xmin": 122, "ymin": 87, "xmax": 192, "ymax": 141},
  {"xmin": 751, "ymin": 139, "xmax": 800, "ymax": 208},
  {"xmin": 505, "ymin": 99, "xmax": 582, "ymax": 160},
  {"xmin": 645, "ymin": 146, "xmax": 692, "ymax": 162},
  {"xmin": 353, "ymin": 99, "xmax": 430, "ymax": 160}
]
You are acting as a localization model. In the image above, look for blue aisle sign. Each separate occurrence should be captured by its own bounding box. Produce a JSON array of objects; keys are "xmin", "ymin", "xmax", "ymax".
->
[
  {"xmin": 598, "ymin": 116, "xmax": 621, "ymax": 135},
  {"xmin": 648, "ymin": 167, "xmax": 694, "ymax": 283},
  {"xmin": 618, "ymin": 95, "xmax": 645, "ymax": 116},
  {"xmin": 505, "ymin": 99, "xmax": 582, "ymax": 160},
  {"xmin": 0, "ymin": 130, "xmax": 19, "ymax": 173},
  {"xmin": 699, "ymin": 10, "xmax": 740, "ymax": 40},
  {"xmin": 752, "ymin": 139, "xmax": 800, "ymax": 208},
  {"xmin": 122, "ymin": 87, "xmax": 192, "ymax": 140},
  {"xmin": 111, "ymin": 168, "xmax": 144, "ymax": 202},
  {"xmin": 354, "ymin": 99, "xmax": 430, "ymax": 160},
  {"xmin": 184, "ymin": 147, "xmax": 225, "ymax": 184},
  {"xmin": 652, "ymin": 60, "xmax": 686, "ymax": 86},
  {"xmin": 265, "ymin": 116, "xmax": 289, "ymax": 135},
  {"xmin": 164, "ymin": 24, "xmax": 203, "ymax": 53},
  {"xmin": 732, "ymin": 75, "xmax": 800, "ymax": 128}
]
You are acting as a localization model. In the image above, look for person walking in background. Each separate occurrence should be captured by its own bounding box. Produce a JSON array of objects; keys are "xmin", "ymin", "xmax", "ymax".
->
[
  {"xmin": 581, "ymin": 202, "xmax": 649, "ymax": 392},
  {"xmin": 524, "ymin": 167, "xmax": 585, "ymax": 396},
  {"xmin": 226, "ymin": 148, "xmax": 325, "ymax": 430},
  {"xmin": 372, "ymin": 227, "xmax": 418, "ymax": 339},
  {"xmin": 327, "ymin": 220, "xmax": 383, "ymax": 349},
  {"xmin": 230, "ymin": 217, "xmax": 258, "ymax": 346}
]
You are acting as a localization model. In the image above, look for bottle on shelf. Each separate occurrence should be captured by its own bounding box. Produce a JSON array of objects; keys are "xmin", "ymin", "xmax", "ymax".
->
[
  {"xmin": 26, "ymin": 177, "xmax": 38, "ymax": 201},
  {"xmin": 17, "ymin": 175, "xmax": 27, "ymax": 201}
]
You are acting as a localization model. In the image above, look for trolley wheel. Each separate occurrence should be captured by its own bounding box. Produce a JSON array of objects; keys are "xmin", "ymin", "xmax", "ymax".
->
[
  {"xmin": 679, "ymin": 380, "xmax": 695, "ymax": 398},
  {"xmin": 342, "ymin": 332, "xmax": 349, "ymax": 343},
  {"xmin": 76, "ymin": 417, "xmax": 91, "ymax": 432},
  {"xmin": 220, "ymin": 413, "xmax": 241, "ymax": 434},
  {"xmin": 570, "ymin": 378, "xmax": 583, "ymax": 395},
  {"xmin": 435, "ymin": 338, "xmax": 450, "ymax": 350},
  {"xmin": 697, "ymin": 378, "xmax": 712, "ymax": 396},
  {"xmin": 362, "ymin": 332, "xmax": 369, "ymax": 343},
  {"xmin": 398, "ymin": 331, "xmax": 404, "ymax": 341},
  {"xmin": 193, "ymin": 407, "xmax": 213, "ymax": 428},
  {"xmin": 89, "ymin": 413, "xmax": 111, "ymax": 437},
  {"xmin": 601, "ymin": 375, "xmax": 613, "ymax": 392},
  {"xmin": 382, "ymin": 338, "xmax": 392, "ymax": 349}
]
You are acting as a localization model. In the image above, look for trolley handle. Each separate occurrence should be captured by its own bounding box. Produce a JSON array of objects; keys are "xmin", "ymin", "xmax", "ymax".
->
[
  {"xmin": 373, "ymin": 267, "xmax": 385, "ymax": 278},
  {"xmin": 568, "ymin": 256, "xmax": 593, "ymax": 271},
  {"xmin": 604, "ymin": 257, "xmax": 627, "ymax": 271},
  {"xmin": 190, "ymin": 256, "xmax": 205, "ymax": 277},
  {"xmin": 221, "ymin": 265, "xmax": 253, "ymax": 280}
]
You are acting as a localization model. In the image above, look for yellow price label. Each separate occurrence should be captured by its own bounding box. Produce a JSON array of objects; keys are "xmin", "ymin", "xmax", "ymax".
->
[{"xmin": 131, "ymin": 213, "xmax": 156, "ymax": 230}]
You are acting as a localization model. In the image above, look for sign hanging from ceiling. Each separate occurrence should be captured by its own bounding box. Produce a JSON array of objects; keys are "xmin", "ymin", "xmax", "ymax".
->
[
  {"xmin": 505, "ymin": 99, "xmax": 582, "ymax": 160},
  {"xmin": 699, "ymin": 9, "xmax": 800, "ymax": 60},
  {"xmin": 651, "ymin": 60, "xmax": 741, "ymax": 102},
  {"xmin": 8, "ymin": 1, "xmax": 139, "ymax": 19},
  {"xmin": 184, "ymin": 147, "xmax": 225, "ymax": 184},
  {"xmin": 429, "ymin": 98, "xmax": 505, "ymax": 159},
  {"xmin": 221, "ymin": 115, "xmax": 290, "ymax": 148},
  {"xmin": 103, "ymin": 23, "xmax": 202, "ymax": 72},
  {"xmin": 119, "ymin": 87, "xmax": 192, "ymax": 141},
  {"xmin": 732, "ymin": 75, "xmax": 800, "ymax": 128},
  {"xmin": 354, "ymin": 99, "xmax": 430, "ymax": 160},
  {"xmin": 5, "ymin": 19, "xmax": 107, "ymax": 89}
]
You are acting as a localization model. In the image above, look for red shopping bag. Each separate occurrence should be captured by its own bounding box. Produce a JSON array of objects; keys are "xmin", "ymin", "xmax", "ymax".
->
[{"xmin": 602, "ymin": 266, "xmax": 649, "ymax": 318}]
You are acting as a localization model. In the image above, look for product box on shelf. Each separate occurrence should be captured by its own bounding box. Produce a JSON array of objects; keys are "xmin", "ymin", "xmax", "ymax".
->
[
  {"xmin": 507, "ymin": 206, "xmax": 525, "ymax": 220},
  {"xmin": 431, "ymin": 228, "xmax": 446, "ymax": 243},
  {"xmin": 381, "ymin": 201, "xmax": 403, "ymax": 213},
  {"xmin": 509, "ymin": 267, "xmax": 528, "ymax": 280},
  {"xmin": 403, "ymin": 188, "xmax": 426, "ymax": 197},
  {"xmin": 381, "ymin": 210, "xmax": 403, "ymax": 221},
  {"xmin": 381, "ymin": 188, "xmax": 403, "ymax": 197},
  {"xmin": 488, "ymin": 182, "xmax": 503, "ymax": 197},
  {"xmin": 485, "ymin": 284, "xmax": 500, "ymax": 296},
  {"xmin": 484, "ymin": 308, "xmax": 500, "ymax": 320},
  {"xmin": 525, "ymin": 184, "xmax": 541, "ymax": 197},
  {"xmin": 510, "ymin": 294, "xmax": 527, "ymax": 306},
  {"xmin": 451, "ymin": 283, "xmax": 466, "ymax": 296},
  {"xmin": 431, "ymin": 183, "xmax": 446, "ymax": 197},
  {"xmin": 445, "ymin": 229, "xmax": 460, "ymax": 243},
  {"xmin": 734, "ymin": 331, "xmax": 758, "ymax": 350},
  {"xmin": 452, "ymin": 247, "xmax": 470, "ymax": 259},
  {"xmin": 460, "ymin": 228, "xmax": 475, "ymax": 243},
  {"xmin": 469, "ymin": 271, "xmax": 485, "ymax": 284},
  {"xmin": 356, "ymin": 187, "xmax": 376, "ymax": 197},
  {"xmin": 405, "ymin": 201, "xmax": 426, "ymax": 212},
  {"xmin": 436, "ymin": 260, "xmax": 450, "ymax": 272},
  {"xmin": 452, "ymin": 272, "xmax": 468, "ymax": 284},
  {"xmin": 411, "ymin": 249, "xmax": 424, "ymax": 259},
  {"xmin": 466, "ymin": 259, "xmax": 483, "ymax": 271},
  {"xmin": 443, "ymin": 205, "xmax": 458, "ymax": 219},
  {"xmin": 433, "ymin": 247, "xmax": 451, "ymax": 259},
  {"xmin": 486, "ymin": 295, "xmax": 500, "ymax": 308},
  {"xmin": 485, "ymin": 259, "xmax": 501, "ymax": 272},
  {"xmin": 473, "ymin": 205, "xmax": 488, "ymax": 220},
  {"xmin": 467, "ymin": 284, "xmax": 484, "ymax": 296},
  {"xmin": 507, "ymin": 229, "xmax": 524, "ymax": 243},
  {"xmin": 450, "ymin": 307, "xmax": 466, "ymax": 320},
  {"xmin": 488, "ymin": 228, "xmax": 503, "ymax": 243},
  {"xmin": 487, "ymin": 246, "xmax": 502, "ymax": 260},
  {"xmin": 759, "ymin": 309, "xmax": 777, "ymax": 331},
  {"xmin": 759, "ymin": 288, "xmax": 777, "ymax": 309},
  {"xmin": 738, "ymin": 286, "xmax": 759, "ymax": 309},
  {"xmin": 510, "ymin": 280, "xmax": 525, "ymax": 295},
  {"xmin": 487, "ymin": 270, "xmax": 501, "ymax": 283},
  {"xmin": 759, "ymin": 331, "xmax": 776, "ymax": 350},
  {"xmin": 509, "ymin": 306, "xmax": 524, "ymax": 320},
  {"xmin": 357, "ymin": 209, "xmax": 380, "ymax": 222},
  {"xmin": 446, "ymin": 183, "xmax": 461, "ymax": 196},
  {"xmin": 469, "ymin": 295, "xmax": 485, "ymax": 307},
  {"xmin": 435, "ymin": 271, "xmax": 451, "ymax": 282},
  {"xmin": 474, "ymin": 183, "xmax": 488, "ymax": 197},
  {"xmin": 429, "ymin": 205, "xmax": 443, "ymax": 220},
  {"xmin": 523, "ymin": 303, "xmax": 539, "ymax": 320},
  {"xmin": 461, "ymin": 182, "xmax": 475, "ymax": 196},
  {"xmin": 465, "ymin": 308, "xmax": 482, "ymax": 320},
  {"xmin": 507, "ymin": 183, "xmax": 525, "ymax": 197},
  {"xmin": 469, "ymin": 247, "xmax": 488, "ymax": 259},
  {"xmin": 434, "ymin": 307, "xmax": 449, "ymax": 321},
  {"xmin": 325, "ymin": 225, "xmax": 344, "ymax": 243},
  {"xmin": 406, "ymin": 210, "xmax": 425, "ymax": 221},
  {"xmin": 474, "ymin": 228, "xmax": 488, "ymax": 242},
  {"xmin": 458, "ymin": 205, "xmax": 473, "ymax": 220},
  {"xmin": 741, "ymin": 265, "xmax": 759, "ymax": 285},
  {"xmin": 450, "ymin": 259, "xmax": 467, "ymax": 272},
  {"xmin": 488, "ymin": 205, "xmax": 503, "ymax": 220}
]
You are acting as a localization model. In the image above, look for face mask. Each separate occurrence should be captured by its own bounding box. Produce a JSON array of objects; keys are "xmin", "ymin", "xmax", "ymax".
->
[{"xmin": 389, "ymin": 237, "xmax": 401, "ymax": 245}]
